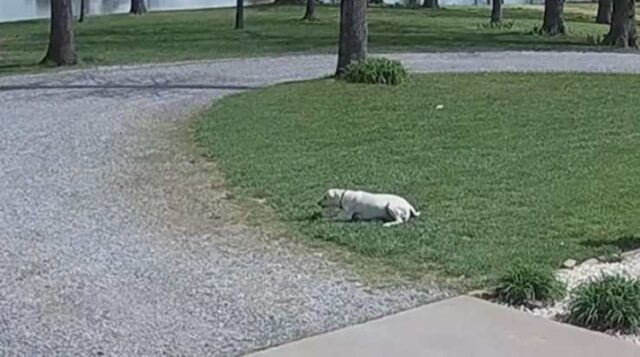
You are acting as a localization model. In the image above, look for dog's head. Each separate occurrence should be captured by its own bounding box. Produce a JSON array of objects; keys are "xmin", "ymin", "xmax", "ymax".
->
[{"xmin": 318, "ymin": 188, "xmax": 346, "ymax": 208}]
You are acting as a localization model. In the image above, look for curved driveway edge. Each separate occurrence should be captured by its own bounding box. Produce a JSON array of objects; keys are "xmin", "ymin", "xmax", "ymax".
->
[{"xmin": 1, "ymin": 51, "xmax": 639, "ymax": 356}]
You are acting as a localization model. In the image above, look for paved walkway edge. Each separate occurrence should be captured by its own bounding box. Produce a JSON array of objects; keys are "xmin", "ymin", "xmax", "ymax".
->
[{"xmin": 245, "ymin": 296, "xmax": 639, "ymax": 357}]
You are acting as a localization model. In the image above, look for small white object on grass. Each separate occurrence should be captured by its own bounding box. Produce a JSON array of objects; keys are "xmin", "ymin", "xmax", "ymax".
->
[{"xmin": 435, "ymin": 104, "xmax": 444, "ymax": 110}]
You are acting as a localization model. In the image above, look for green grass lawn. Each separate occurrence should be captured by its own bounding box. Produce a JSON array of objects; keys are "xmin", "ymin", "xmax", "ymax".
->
[
  {"xmin": 197, "ymin": 74, "xmax": 640, "ymax": 288},
  {"xmin": 0, "ymin": 5, "xmax": 612, "ymax": 75}
]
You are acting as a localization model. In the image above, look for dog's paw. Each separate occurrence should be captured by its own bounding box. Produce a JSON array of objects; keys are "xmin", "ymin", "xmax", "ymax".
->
[{"xmin": 383, "ymin": 221, "xmax": 401, "ymax": 228}]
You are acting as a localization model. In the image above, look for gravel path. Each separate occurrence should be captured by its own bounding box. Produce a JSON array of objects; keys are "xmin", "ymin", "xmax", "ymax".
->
[{"xmin": 2, "ymin": 51, "xmax": 640, "ymax": 356}]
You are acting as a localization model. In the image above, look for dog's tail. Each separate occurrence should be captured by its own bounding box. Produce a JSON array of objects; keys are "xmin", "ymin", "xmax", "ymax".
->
[{"xmin": 410, "ymin": 207, "xmax": 421, "ymax": 218}]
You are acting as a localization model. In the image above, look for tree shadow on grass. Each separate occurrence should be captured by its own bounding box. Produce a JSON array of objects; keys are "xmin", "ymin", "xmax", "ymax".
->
[{"xmin": 580, "ymin": 235, "xmax": 640, "ymax": 253}]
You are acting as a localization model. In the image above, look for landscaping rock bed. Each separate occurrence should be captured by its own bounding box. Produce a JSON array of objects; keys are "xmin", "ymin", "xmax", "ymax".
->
[{"xmin": 514, "ymin": 250, "xmax": 640, "ymax": 345}]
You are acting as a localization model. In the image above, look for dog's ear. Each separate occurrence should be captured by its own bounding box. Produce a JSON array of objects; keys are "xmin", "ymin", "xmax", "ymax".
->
[
  {"xmin": 324, "ymin": 189, "xmax": 333, "ymax": 199},
  {"xmin": 328, "ymin": 189, "xmax": 340, "ymax": 200}
]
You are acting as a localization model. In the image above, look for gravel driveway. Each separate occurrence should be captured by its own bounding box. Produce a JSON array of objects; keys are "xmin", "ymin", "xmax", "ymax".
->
[{"xmin": 2, "ymin": 51, "xmax": 640, "ymax": 356}]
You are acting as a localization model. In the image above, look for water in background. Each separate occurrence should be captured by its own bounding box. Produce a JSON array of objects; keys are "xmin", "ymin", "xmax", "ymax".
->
[
  {"xmin": 0, "ymin": 0, "xmax": 247, "ymax": 23},
  {"xmin": 0, "ymin": 0, "xmax": 556, "ymax": 23}
]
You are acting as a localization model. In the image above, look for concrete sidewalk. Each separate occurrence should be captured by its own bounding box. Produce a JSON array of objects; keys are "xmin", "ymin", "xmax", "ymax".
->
[{"xmin": 246, "ymin": 296, "xmax": 639, "ymax": 357}]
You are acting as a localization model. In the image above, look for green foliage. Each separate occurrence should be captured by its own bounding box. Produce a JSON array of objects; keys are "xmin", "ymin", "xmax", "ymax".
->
[
  {"xmin": 344, "ymin": 58, "xmax": 408, "ymax": 85},
  {"xmin": 568, "ymin": 276, "xmax": 640, "ymax": 332},
  {"xmin": 495, "ymin": 263, "xmax": 565, "ymax": 306},
  {"xmin": 197, "ymin": 74, "xmax": 640, "ymax": 286},
  {"xmin": 0, "ymin": 6, "xmax": 612, "ymax": 76},
  {"xmin": 586, "ymin": 34, "xmax": 603, "ymax": 46}
]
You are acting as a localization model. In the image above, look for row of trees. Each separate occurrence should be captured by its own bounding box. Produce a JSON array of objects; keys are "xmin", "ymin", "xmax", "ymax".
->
[
  {"xmin": 539, "ymin": 0, "xmax": 635, "ymax": 45},
  {"xmin": 488, "ymin": 0, "xmax": 616, "ymax": 34},
  {"xmin": 41, "ymin": 0, "xmax": 639, "ymax": 73},
  {"xmin": 337, "ymin": 0, "xmax": 638, "ymax": 75}
]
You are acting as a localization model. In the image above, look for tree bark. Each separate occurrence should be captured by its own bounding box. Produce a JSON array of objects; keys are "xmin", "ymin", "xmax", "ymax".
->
[
  {"xmin": 596, "ymin": 0, "xmax": 613, "ymax": 24},
  {"xmin": 235, "ymin": 0, "xmax": 244, "ymax": 29},
  {"xmin": 79, "ymin": 0, "xmax": 86, "ymax": 22},
  {"xmin": 540, "ymin": 0, "xmax": 566, "ymax": 35},
  {"xmin": 42, "ymin": 0, "xmax": 77, "ymax": 66},
  {"xmin": 422, "ymin": 0, "xmax": 439, "ymax": 8},
  {"xmin": 302, "ymin": 0, "xmax": 317, "ymax": 20},
  {"xmin": 491, "ymin": 0, "xmax": 502, "ymax": 23},
  {"xmin": 336, "ymin": 0, "xmax": 367, "ymax": 76},
  {"xmin": 603, "ymin": 0, "xmax": 637, "ymax": 47},
  {"xmin": 130, "ymin": 0, "xmax": 147, "ymax": 15}
]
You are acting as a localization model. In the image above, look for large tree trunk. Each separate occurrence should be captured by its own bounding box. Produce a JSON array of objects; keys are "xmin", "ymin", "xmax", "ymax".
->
[
  {"xmin": 603, "ymin": 0, "xmax": 637, "ymax": 47},
  {"xmin": 130, "ymin": 0, "xmax": 147, "ymax": 15},
  {"xmin": 422, "ymin": 0, "xmax": 439, "ymax": 8},
  {"xmin": 596, "ymin": 0, "xmax": 613, "ymax": 24},
  {"xmin": 41, "ymin": 0, "xmax": 77, "ymax": 66},
  {"xmin": 336, "ymin": 0, "xmax": 367, "ymax": 76},
  {"xmin": 302, "ymin": 0, "xmax": 317, "ymax": 20},
  {"xmin": 491, "ymin": 0, "xmax": 502, "ymax": 23},
  {"xmin": 235, "ymin": 0, "xmax": 244, "ymax": 29},
  {"xmin": 540, "ymin": 0, "xmax": 566, "ymax": 35},
  {"xmin": 79, "ymin": 0, "xmax": 86, "ymax": 22}
]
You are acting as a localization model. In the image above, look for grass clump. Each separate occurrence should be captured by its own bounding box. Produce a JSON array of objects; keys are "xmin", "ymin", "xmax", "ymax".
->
[
  {"xmin": 495, "ymin": 263, "xmax": 565, "ymax": 306},
  {"xmin": 568, "ymin": 276, "xmax": 640, "ymax": 332},
  {"xmin": 479, "ymin": 21, "xmax": 515, "ymax": 29},
  {"xmin": 344, "ymin": 57, "xmax": 408, "ymax": 85}
]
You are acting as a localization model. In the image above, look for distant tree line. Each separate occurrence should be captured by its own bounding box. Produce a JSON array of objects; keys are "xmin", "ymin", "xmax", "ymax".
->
[{"xmin": 41, "ymin": 0, "xmax": 639, "ymax": 71}]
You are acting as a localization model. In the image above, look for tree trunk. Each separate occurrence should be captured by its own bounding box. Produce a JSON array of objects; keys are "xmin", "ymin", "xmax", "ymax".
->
[
  {"xmin": 491, "ymin": 0, "xmax": 502, "ymax": 23},
  {"xmin": 41, "ymin": 0, "xmax": 77, "ymax": 66},
  {"xmin": 603, "ymin": 0, "xmax": 637, "ymax": 47},
  {"xmin": 596, "ymin": 0, "xmax": 613, "ymax": 24},
  {"xmin": 79, "ymin": 0, "xmax": 86, "ymax": 22},
  {"xmin": 407, "ymin": 0, "xmax": 419, "ymax": 8},
  {"xmin": 130, "ymin": 0, "xmax": 147, "ymax": 15},
  {"xmin": 540, "ymin": 0, "xmax": 566, "ymax": 35},
  {"xmin": 302, "ymin": 0, "xmax": 317, "ymax": 20},
  {"xmin": 235, "ymin": 0, "xmax": 244, "ymax": 29},
  {"xmin": 422, "ymin": 0, "xmax": 439, "ymax": 8},
  {"xmin": 336, "ymin": 0, "xmax": 367, "ymax": 76}
]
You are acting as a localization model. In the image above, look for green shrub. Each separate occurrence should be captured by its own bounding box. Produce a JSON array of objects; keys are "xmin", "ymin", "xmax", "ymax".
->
[
  {"xmin": 495, "ymin": 263, "xmax": 565, "ymax": 306},
  {"xmin": 568, "ymin": 276, "xmax": 640, "ymax": 332},
  {"xmin": 344, "ymin": 58, "xmax": 408, "ymax": 85}
]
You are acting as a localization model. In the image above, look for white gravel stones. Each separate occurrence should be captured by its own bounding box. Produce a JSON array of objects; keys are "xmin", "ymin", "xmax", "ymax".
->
[{"xmin": 562, "ymin": 259, "xmax": 577, "ymax": 269}]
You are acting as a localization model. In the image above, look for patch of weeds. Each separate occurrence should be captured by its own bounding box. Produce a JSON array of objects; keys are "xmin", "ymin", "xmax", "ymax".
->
[
  {"xmin": 586, "ymin": 34, "xmax": 603, "ymax": 45},
  {"xmin": 479, "ymin": 21, "xmax": 515, "ymax": 30},
  {"xmin": 529, "ymin": 25, "xmax": 542, "ymax": 35}
]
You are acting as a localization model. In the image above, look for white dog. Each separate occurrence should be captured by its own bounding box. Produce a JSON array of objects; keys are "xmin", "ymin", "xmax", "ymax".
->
[{"xmin": 319, "ymin": 189, "xmax": 420, "ymax": 227}]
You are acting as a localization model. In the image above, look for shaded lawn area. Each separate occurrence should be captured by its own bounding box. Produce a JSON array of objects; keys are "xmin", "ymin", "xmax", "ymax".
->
[
  {"xmin": 197, "ymin": 74, "xmax": 640, "ymax": 288},
  {"xmin": 0, "ymin": 5, "xmax": 612, "ymax": 75}
]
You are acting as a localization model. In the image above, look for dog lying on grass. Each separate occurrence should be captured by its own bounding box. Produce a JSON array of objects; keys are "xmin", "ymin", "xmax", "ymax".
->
[{"xmin": 318, "ymin": 189, "xmax": 420, "ymax": 227}]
